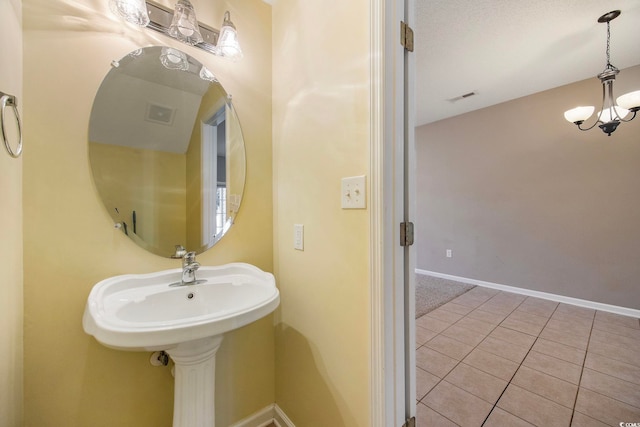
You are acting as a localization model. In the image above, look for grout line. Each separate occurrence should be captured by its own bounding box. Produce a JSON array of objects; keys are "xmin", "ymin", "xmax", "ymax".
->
[
  {"xmin": 480, "ymin": 295, "xmax": 558, "ymax": 426},
  {"xmin": 569, "ymin": 312, "xmax": 595, "ymax": 426}
]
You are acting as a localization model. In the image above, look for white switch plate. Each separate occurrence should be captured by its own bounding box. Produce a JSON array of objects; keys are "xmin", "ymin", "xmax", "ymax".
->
[
  {"xmin": 341, "ymin": 175, "xmax": 366, "ymax": 209},
  {"xmin": 446, "ymin": 249, "xmax": 452, "ymax": 258},
  {"xmin": 294, "ymin": 224, "xmax": 304, "ymax": 250}
]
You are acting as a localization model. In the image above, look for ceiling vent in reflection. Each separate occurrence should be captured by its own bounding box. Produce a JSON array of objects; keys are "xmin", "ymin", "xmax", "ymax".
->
[
  {"xmin": 447, "ymin": 91, "xmax": 477, "ymax": 103},
  {"xmin": 145, "ymin": 102, "xmax": 175, "ymax": 126}
]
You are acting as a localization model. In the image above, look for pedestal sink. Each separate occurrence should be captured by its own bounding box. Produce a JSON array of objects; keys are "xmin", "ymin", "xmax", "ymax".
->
[{"xmin": 82, "ymin": 263, "xmax": 279, "ymax": 427}]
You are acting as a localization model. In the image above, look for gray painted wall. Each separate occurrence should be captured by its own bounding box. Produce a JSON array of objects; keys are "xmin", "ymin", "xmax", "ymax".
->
[{"xmin": 415, "ymin": 65, "xmax": 640, "ymax": 309}]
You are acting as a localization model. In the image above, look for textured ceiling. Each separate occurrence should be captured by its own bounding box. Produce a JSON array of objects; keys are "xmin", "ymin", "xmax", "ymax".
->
[{"xmin": 415, "ymin": 0, "xmax": 640, "ymax": 126}]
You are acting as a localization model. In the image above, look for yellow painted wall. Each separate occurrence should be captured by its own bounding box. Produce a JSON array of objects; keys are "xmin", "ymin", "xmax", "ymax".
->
[
  {"xmin": 22, "ymin": 0, "xmax": 273, "ymax": 426},
  {"xmin": 89, "ymin": 142, "xmax": 187, "ymax": 254},
  {"xmin": 272, "ymin": 1, "xmax": 371, "ymax": 426},
  {"xmin": 0, "ymin": 0, "xmax": 23, "ymax": 425}
]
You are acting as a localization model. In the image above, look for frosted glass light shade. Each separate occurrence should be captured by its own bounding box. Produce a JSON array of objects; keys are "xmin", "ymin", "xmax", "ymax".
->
[
  {"xmin": 564, "ymin": 106, "xmax": 594, "ymax": 123},
  {"xmin": 597, "ymin": 106, "xmax": 630, "ymax": 123},
  {"xmin": 160, "ymin": 47, "xmax": 189, "ymax": 71},
  {"xmin": 199, "ymin": 66, "xmax": 217, "ymax": 82},
  {"xmin": 168, "ymin": 0, "xmax": 203, "ymax": 45},
  {"xmin": 216, "ymin": 12, "xmax": 243, "ymax": 61},
  {"xmin": 616, "ymin": 90, "xmax": 640, "ymax": 111},
  {"xmin": 110, "ymin": 0, "xmax": 150, "ymax": 27}
]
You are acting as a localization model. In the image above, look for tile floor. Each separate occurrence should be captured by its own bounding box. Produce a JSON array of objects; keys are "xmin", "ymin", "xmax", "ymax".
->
[{"xmin": 416, "ymin": 287, "xmax": 640, "ymax": 426}]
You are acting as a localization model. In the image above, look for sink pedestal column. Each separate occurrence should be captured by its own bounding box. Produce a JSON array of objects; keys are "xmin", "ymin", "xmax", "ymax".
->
[{"xmin": 166, "ymin": 335, "xmax": 224, "ymax": 427}]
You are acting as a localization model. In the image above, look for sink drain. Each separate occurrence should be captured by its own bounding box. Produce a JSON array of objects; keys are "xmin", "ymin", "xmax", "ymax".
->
[{"xmin": 187, "ymin": 292, "xmax": 194, "ymax": 299}]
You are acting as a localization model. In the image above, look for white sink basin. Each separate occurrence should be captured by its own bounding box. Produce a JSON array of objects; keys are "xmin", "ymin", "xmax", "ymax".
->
[{"xmin": 83, "ymin": 263, "xmax": 279, "ymax": 351}]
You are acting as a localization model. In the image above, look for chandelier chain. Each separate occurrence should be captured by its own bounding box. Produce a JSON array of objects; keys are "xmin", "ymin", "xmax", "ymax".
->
[{"xmin": 604, "ymin": 21, "xmax": 618, "ymax": 73}]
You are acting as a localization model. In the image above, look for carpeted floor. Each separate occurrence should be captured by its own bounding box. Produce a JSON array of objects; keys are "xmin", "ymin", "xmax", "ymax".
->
[{"xmin": 415, "ymin": 274, "xmax": 475, "ymax": 318}]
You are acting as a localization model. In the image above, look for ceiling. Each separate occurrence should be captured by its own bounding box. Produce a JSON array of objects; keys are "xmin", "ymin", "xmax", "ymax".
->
[{"xmin": 414, "ymin": 0, "xmax": 640, "ymax": 126}]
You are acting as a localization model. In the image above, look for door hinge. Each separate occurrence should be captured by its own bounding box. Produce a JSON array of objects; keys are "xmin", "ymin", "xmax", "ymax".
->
[
  {"xmin": 400, "ymin": 221, "xmax": 414, "ymax": 247},
  {"xmin": 400, "ymin": 21, "xmax": 414, "ymax": 52},
  {"xmin": 403, "ymin": 417, "xmax": 416, "ymax": 427}
]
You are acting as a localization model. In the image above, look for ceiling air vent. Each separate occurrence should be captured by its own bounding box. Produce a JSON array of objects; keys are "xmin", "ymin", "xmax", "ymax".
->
[
  {"xmin": 145, "ymin": 102, "xmax": 175, "ymax": 126},
  {"xmin": 447, "ymin": 91, "xmax": 477, "ymax": 103}
]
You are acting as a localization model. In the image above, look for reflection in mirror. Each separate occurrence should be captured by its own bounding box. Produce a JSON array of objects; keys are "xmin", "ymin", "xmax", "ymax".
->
[{"xmin": 89, "ymin": 46, "xmax": 246, "ymax": 257}]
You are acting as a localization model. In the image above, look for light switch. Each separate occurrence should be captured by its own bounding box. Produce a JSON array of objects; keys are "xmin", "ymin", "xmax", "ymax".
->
[
  {"xmin": 341, "ymin": 175, "xmax": 366, "ymax": 209},
  {"xmin": 294, "ymin": 224, "xmax": 304, "ymax": 250}
]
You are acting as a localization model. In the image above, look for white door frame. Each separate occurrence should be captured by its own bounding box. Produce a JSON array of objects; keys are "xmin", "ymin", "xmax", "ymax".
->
[{"xmin": 370, "ymin": 0, "xmax": 415, "ymax": 425}]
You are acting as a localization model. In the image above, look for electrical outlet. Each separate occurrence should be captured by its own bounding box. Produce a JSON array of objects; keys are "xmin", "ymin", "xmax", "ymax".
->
[{"xmin": 446, "ymin": 249, "xmax": 452, "ymax": 258}]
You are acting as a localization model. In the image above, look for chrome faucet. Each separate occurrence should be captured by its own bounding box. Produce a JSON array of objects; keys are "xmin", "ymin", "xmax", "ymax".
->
[{"xmin": 181, "ymin": 251, "xmax": 200, "ymax": 285}]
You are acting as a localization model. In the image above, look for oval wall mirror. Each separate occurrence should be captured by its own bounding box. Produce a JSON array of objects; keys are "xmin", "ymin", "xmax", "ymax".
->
[{"xmin": 89, "ymin": 46, "xmax": 246, "ymax": 258}]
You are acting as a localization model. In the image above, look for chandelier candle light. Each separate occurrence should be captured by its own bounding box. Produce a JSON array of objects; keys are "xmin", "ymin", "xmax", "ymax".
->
[{"xmin": 563, "ymin": 10, "xmax": 640, "ymax": 136}]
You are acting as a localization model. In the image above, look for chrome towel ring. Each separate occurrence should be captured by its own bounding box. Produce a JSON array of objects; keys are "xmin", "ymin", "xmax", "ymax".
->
[{"xmin": 0, "ymin": 91, "xmax": 23, "ymax": 158}]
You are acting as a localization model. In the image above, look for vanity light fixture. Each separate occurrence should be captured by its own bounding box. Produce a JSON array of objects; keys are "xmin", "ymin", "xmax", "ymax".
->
[
  {"xmin": 109, "ymin": 0, "xmax": 150, "ymax": 27},
  {"xmin": 167, "ymin": 0, "xmax": 203, "ymax": 46},
  {"xmin": 109, "ymin": 0, "xmax": 243, "ymax": 60},
  {"xmin": 215, "ymin": 11, "xmax": 243, "ymax": 61},
  {"xmin": 563, "ymin": 10, "xmax": 640, "ymax": 136}
]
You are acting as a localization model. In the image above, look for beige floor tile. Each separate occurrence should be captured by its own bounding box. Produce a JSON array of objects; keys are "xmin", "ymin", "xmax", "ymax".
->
[
  {"xmin": 416, "ymin": 346, "xmax": 458, "ymax": 378},
  {"xmin": 451, "ymin": 292, "xmax": 492, "ymax": 308},
  {"xmin": 416, "ymin": 366, "xmax": 440, "ymax": 401},
  {"xmin": 426, "ymin": 334, "xmax": 474, "ymax": 361},
  {"xmin": 587, "ymin": 337, "xmax": 640, "ymax": 368},
  {"xmin": 508, "ymin": 309, "xmax": 549, "ymax": 326},
  {"xmin": 592, "ymin": 319, "xmax": 640, "ymax": 340},
  {"xmin": 591, "ymin": 327, "xmax": 639, "ymax": 348},
  {"xmin": 484, "ymin": 408, "xmax": 535, "ymax": 427},
  {"xmin": 454, "ymin": 316, "xmax": 496, "ymax": 335},
  {"xmin": 416, "ymin": 402, "xmax": 458, "ymax": 427},
  {"xmin": 439, "ymin": 302, "xmax": 474, "ymax": 315},
  {"xmin": 550, "ymin": 310, "xmax": 594, "ymax": 328},
  {"xmin": 423, "ymin": 381, "xmax": 493, "ymax": 427},
  {"xmin": 500, "ymin": 317, "xmax": 545, "ymax": 336},
  {"xmin": 425, "ymin": 307, "xmax": 465, "ymax": 324},
  {"xmin": 441, "ymin": 324, "xmax": 488, "ymax": 347},
  {"xmin": 516, "ymin": 301, "xmax": 558, "ymax": 318},
  {"xmin": 465, "ymin": 287, "xmax": 500, "ymax": 299},
  {"xmin": 531, "ymin": 338, "xmax": 585, "ymax": 366},
  {"xmin": 444, "ymin": 362, "xmax": 508, "ymax": 404},
  {"xmin": 511, "ymin": 365, "xmax": 578, "ymax": 408},
  {"xmin": 478, "ymin": 301, "xmax": 518, "ymax": 316},
  {"xmin": 416, "ymin": 325, "xmax": 438, "ymax": 347},
  {"xmin": 555, "ymin": 303, "xmax": 595, "ymax": 320},
  {"xmin": 522, "ymin": 351, "xmax": 582, "ymax": 384},
  {"xmin": 489, "ymin": 326, "xmax": 536, "ymax": 349},
  {"xmin": 463, "ymin": 348, "xmax": 519, "ymax": 381},
  {"xmin": 584, "ymin": 352, "xmax": 640, "ymax": 385},
  {"xmin": 476, "ymin": 335, "xmax": 530, "ymax": 364},
  {"xmin": 416, "ymin": 315, "xmax": 451, "ymax": 334},
  {"xmin": 497, "ymin": 384, "xmax": 573, "ymax": 427},
  {"xmin": 466, "ymin": 309, "xmax": 507, "ymax": 325},
  {"xmin": 581, "ymin": 368, "xmax": 640, "ymax": 408},
  {"xmin": 545, "ymin": 318, "xmax": 592, "ymax": 338},
  {"xmin": 595, "ymin": 310, "xmax": 640, "ymax": 329},
  {"xmin": 570, "ymin": 411, "xmax": 610, "ymax": 427},
  {"xmin": 520, "ymin": 296, "xmax": 558, "ymax": 311},
  {"xmin": 574, "ymin": 387, "xmax": 640, "ymax": 426},
  {"xmin": 539, "ymin": 326, "xmax": 589, "ymax": 350}
]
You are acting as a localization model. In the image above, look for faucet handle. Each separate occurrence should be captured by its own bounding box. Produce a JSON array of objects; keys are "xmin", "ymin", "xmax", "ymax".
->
[{"xmin": 183, "ymin": 251, "xmax": 197, "ymax": 264}]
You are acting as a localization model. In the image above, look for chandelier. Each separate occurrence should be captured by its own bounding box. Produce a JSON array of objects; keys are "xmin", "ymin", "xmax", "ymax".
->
[{"xmin": 563, "ymin": 10, "xmax": 640, "ymax": 136}]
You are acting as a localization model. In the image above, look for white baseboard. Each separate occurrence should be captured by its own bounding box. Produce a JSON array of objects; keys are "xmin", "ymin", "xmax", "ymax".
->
[
  {"xmin": 274, "ymin": 404, "xmax": 295, "ymax": 427},
  {"xmin": 229, "ymin": 404, "xmax": 295, "ymax": 427},
  {"xmin": 416, "ymin": 268, "xmax": 640, "ymax": 319}
]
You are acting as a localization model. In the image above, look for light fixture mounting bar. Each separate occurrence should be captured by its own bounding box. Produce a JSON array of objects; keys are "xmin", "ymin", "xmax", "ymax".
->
[{"xmin": 145, "ymin": 1, "xmax": 219, "ymax": 54}]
